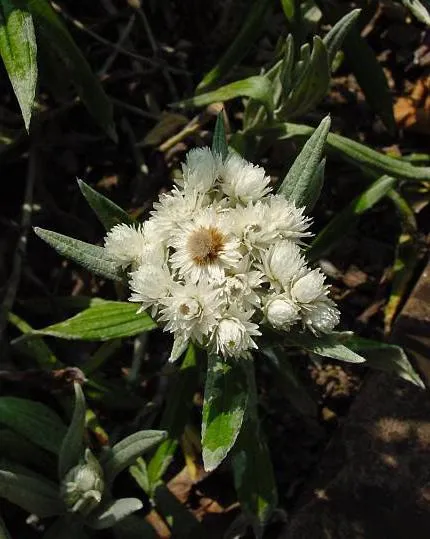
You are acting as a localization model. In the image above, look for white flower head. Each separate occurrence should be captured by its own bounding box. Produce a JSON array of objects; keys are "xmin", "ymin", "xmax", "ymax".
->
[
  {"xmin": 219, "ymin": 153, "xmax": 272, "ymax": 204},
  {"xmin": 158, "ymin": 280, "xmax": 225, "ymax": 345},
  {"xmin": 263, "ymin": 195, "xmax": 312, "ymax": 242},
  {"xmin": 104, "ymin": 222, "xmax": 164, "ymax": 269},
  {"xmin": 302, "ymin": 300, "xmax": 340, "ymax": 334},
  {"xmin": 223, "ymin": 255, "xmax": 263, "ymax": 309},
  {"xmin": 169, "ymin": 206, "xmax": 241, "ymax": 283},
  {"xmin": 264, "ymin": 293, "xmax": 300, "ymax": 330},
  {"xmin": 179, "ymin": 147, "xmax": 221, "ymax": 193},
  {"xmin": 213, "ymin": 306, "xmax": 261, "ymax": 358},
  {"xmin": 291, "ymin": 268, "xmax": 327, "ymax": 304},
  {"xmin": 229, "ymin": 201, "xmax": 275, "ymax": 252},
  {"xmin": 260, "ymin": 240, "xmax": 307, "ymax": 291},
  {"xmin": 151, "ymin": 187, "xmax": 209, "ymax": 242},
  {"xmin": 129, "ymin": 263, "xmax": 174, "ymax": 316}
]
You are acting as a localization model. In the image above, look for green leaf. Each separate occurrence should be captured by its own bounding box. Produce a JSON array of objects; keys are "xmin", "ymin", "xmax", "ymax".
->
[
  {"xmin": 174, "ymin": 76, "xmax": 274, "ymax": 116},
  {"xmin": 211, "ymin": 112, "xmax": 228, "ymax": 160},
  {"xmin": 308, "ymin": 175, "xmax": 397, "ymax": 261},
  {"xmin": 256, "ymin": 122, "xmax": 430, "ymax": 181},
  {"xmin": 0, "ymin": 428, "xmax": 54, "ymax": 470},
  {"xmin": 147, "ymin": 344, "xmax": 198, "ymax": 491},
  {"xmin": 197, "ymin": 0, "xmax": 273, "ymax": 91},
  {"xmin": 25, "ymin": 0, "xmax": 116, "ymax": 140},
  {"xmin": 0, "ymin": 515, "xmax": 12, "ymax": 539},
  {"xmin": 23, "ymin": 300, "xmax": 156, "ymax": 341},
  {"xmin": 261, "ymin": 344, "xmax": 317, "ymax": 417},
  {"xmin": 323, "ymin": 8, "xmax": 361, "ymax": 66},
  {"xmin": 401, "ymin": 0, "xmax": 430, "ymax": 25},
  {"xmin": 102, "ymin": 430, "xmax": 167, "ymax": 484},
  {"xmin": 278, "ymin": 115, "xmax": 330, "ymax": 209},
  {"xmin": 280, "ymin": 37, "xmax": 330, "ymax": 119},
  {"xmin": 0, "ymin": 464, "xmax": 62, "ymax": 518},
  {"xmin": 344, "ymin": 29, "xmax": 395, "ymax": 133},
  {"xmin": 8, "ymin": 312, "xmax": 60, "ymax": 367},
  {"xmin": 202, "ymin": 355, "xmax": 248, "ymax": 472},
  {"xmin": 344, "ymin": 335, "xmax": 425, "ymax": 389},
  {"xmin": 286, "ymin": 332, "xmax": 366, "ymax": 363},
  {"xmin": 232, "ymin": 361, "xmax": 277, "ymax": 537},
  {"xmin": 78, "ymin": 180, "xmax": 133, "ymax": 231},
  {"xmin": 43, "ymin": 518, "xmax": 87, "ymax": 539},
  {"xmin": 34, "ymin": 227, "xmax": 123, "ymax": 281},
  {"xmin": 89, "ymin": 499, "xmax": 143, "ymax": 530},
  {"xmin": 0, "ymin": 0, "xmax": 37, "ymax": 130},
  {"xmin": 0, "ymin": 397, "xmax": 66, "ymax": 454},
  {"xmin": 153, "ymin": 484, "xmax": 202, "ymax": 538},
  {"xmin": 280, "ymin": 0, "xmax": 295, "ymax": 21},
  {"xmin": 58, "ymin": 383, "xmax": 86, "ymax": 480},
  {"xmin": 113, "ymin": 515, "xmax": 158, "ymax": 539}
]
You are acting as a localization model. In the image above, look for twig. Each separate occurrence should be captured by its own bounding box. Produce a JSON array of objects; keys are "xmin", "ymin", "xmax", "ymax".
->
[
  {"xmin": 0, "ymin": 145, "xmax": 37, "ymax": 342},
  {"xmin": 111, "ymin": 97, "xmax": 160, "ymax": 120},
  {"xmin": 98, "ymin": 15, "xmax": 136, "ymax": 77}
]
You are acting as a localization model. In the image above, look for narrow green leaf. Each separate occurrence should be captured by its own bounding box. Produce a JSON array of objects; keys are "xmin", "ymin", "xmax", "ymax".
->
[
  {"xmin": 344, "ymin": 335, "xmax": 424, "ymax": 389},
  {"xmin": 0, "ymin": 465, "xmax": 62, "ymax": 517},
  {"xmin": 211, "ymin": 112, "xmax": 228, "ymax": 160},
  {"xmin": 102, "ymin": 430, "xmax": 167, "ymax": 484},
  {"xmin": 78, "ymin": 180, "xmax": 133, "ymax": 231},
  {"xmin": 261, "ymin": 344, "xmax": 317, "ymax": 417},
  {"xmin": 25, "ymin": 0, "xmax": 116, "ymax": 140},
  {"xmin": 58, "ymin": 383, "xmax": 86, "ymax": 479},
  {"xmin": 0, "ymin": 397, "xmax": 66, "ymax": 454},
  {"xmin": 255, "ymin": 122, "xmax": 430, "ymax": 181},
  {"xmin": 286, "ymin": 332, "xmax": 366, "ymax": 363},
  {"xmin": 0, "ymin": 515, "xmax": 12, "ymax": 539},
  {"xmin": 89, "ymin": 499, "xmax": 143, "ymax": 530},
  {"xmin": 0, "ymin": 0, "xmax": 37, "ymax": 130},
  {"xmin": 280, "ymin": 0, "xmax": 295, "ymax": 21},
  {"xmin": 153, "ymin": 484, "xmax": 202, "ymax": 538},
  {"xmin": 112, "ymin": 514, "xmax": 158, "ymax": 539},
  {"xmin": 147, "ymin": 344, "xmax": 198, "ymax": 491},
  {"xmin": 278, "ymin": 115, "xmax": 330, "ymax": 210},
  {"xmin": 232, "ymin": 362, "xmax": 277, "ymax": 537},
  {"xmin": 401, "ymin": 0, "xmax": 430, "ymax": 25},
  {"xmin": 34, "ymin": 227, "xmax": 123, "ymax": 281},
  {"xmin": 308, "ymin": 175, "xmax": 397, "ymax": 261},
  {"xmin": 8, "ymin": 312, "xmax": 59, "ymax": 367},
  {"xmin": 43, "ymin": 518, "xmax": 87, "ymax": 539},
  {"xmin": 174, "ymin": 76, "xmax": 274, "ymax": 115},
  {"xmin": 25, "ymin": 301, "xmax": 156, "ymax": 341},
  {"xmin": 197, "ymin": 0, "xmax": 273, "ymax": 91},
  {"xmin": 0, "ymin": 428, "xmax": 54, "ymax": 470},
  {"xmin": 202, "ymin": 355, "xmax": 248, "ymax": 472},
  {"xmin": 323, "ymin": 8, "xmax": 360, "ymax": 66}
]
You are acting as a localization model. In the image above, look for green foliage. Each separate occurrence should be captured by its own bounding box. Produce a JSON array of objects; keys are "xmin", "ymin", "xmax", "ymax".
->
[
  {"xmin": 0, "ymin": 0, "xmax": 37, "ymax": 130},
  {"xmin": 401, "ymin": 0, "xmax": 430, "ymax": 25},
  {"xmin": 88, "ymin": 498, "xmax": 144, "ymax": 530},
  {"xmin": 211, "ymin": 112, "xmax": 229, "ymax": 160},
  {"xmin": 285, "ymin": 331, "xmax": 366, "ymax": 363},
  {"xmin": 201, "ymin": 355, "xmax": 248, "ymax": 472}
]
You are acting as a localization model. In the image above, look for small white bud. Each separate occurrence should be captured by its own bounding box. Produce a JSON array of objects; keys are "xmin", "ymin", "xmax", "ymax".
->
[{"xmin": 265, "ymin": 296, "xmax": 299, "ymax": 329}]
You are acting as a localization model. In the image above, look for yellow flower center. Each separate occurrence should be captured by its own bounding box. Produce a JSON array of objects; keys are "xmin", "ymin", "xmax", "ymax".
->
[{"xmin": 187, "ymin": 226, "xmax": 225, "ymax": 266}]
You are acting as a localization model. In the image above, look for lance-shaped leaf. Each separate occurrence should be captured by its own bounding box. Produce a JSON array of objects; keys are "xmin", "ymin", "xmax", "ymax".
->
[
  {"xmin": 58, "ymin": 383, "xmax": 86, "ymax": 479},
  {"xmin": 323, "ymin": 8, "xmax": 361, "ymax": 66},
  {"xmin": 0, "ymin": 0, "xmax": 37, "ymax": 130},
  {"xmin": 0, "ymin": 428, "xmax": 54, "ymax": 470},
  {"xmin": 34, "ymin": 227, "xmax": 122, "ymax": 281},
  {"xmin": 278, "ymin": 115, "xmax": 330, "ymax": 210},
  {"xmin": 308, "ymin": 175, "xmax": 397, "ymax": 261},
  {"xmin": 0, "ymin": 397, "xmax": 66, "ymax": 454},
  {"xmin": 174, "ymin": 76, "xmax": 274, "ymax": 116},
  {"xmin": 25, "ymin": 0, "xmax": 116, "ymax": 140},
  {"xmin": 401, "ymin": 0, "xmax": 430, "ymax": 26},
  {"xmin": 286, "ymin": 332, "xmax": 366, "ymax": 363},
  {"xmin": 0, "ymin": 463, "xmax": 62, "ymax": 518},
  {"xmin": 89, "ymin": 498, "xmax": 143, "ymax": 530},
  {"xmin": 232, "ymin": 362, "xmax": 277, "ymax": 537},
  {"xmin": 202, "ymin": 355, "xmax": 248, "ymax": 472},
  {"xmin": 255, "ymin": 122, "xmax": 430, "ymax": 181},
  {"xmin": 280, "ymin": 0, "xmax": 295, "ymax": 21},
  {"xmin": 212, "ymin": 112, "xmax": 228, "ymax": 160},
  {"xmin": 78, "ymin": 180, "xmax": 133, "ymax": 231},
  {"xmin": 147, "ymin": 344, "xmax": 198, "ymax": 491},
  {"xmin": 344, "ymin": 335, "xmax": 424, "ymax": 389},
  {"xmin": 22, "ymin": 301, "xmax": 156, "ymax": 341},
  {"xmin": 102, "ymin": 430, "xmax": 167, "ymax": 484},
  {"xmin": 0, "ymin": 515, "xmax": 12, "ymax": 539}
]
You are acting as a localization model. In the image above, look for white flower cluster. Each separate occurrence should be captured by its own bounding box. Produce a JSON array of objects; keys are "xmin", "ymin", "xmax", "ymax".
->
[{"xmin": 104, "ymin": 148, "xmax": 340, "ymax": 361}]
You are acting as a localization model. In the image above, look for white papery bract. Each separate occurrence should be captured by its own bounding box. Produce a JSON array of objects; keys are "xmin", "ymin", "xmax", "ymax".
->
[{"xmin": 105, "ymin": 146, "xmax": 340, "ymax": 360}]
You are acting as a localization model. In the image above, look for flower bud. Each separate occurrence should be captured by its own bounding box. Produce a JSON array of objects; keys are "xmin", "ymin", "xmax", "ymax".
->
[
  {"xmin": 265, "ymin": 296, "xmax": 299, "ymax": 329},
  {"xmin": 61, "ymin": 449, "xmax": 104, "ymax": 516}
]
